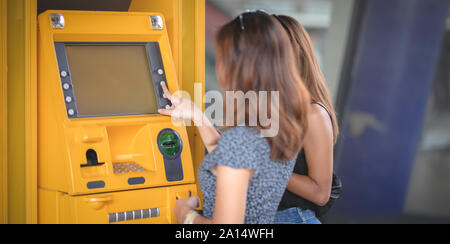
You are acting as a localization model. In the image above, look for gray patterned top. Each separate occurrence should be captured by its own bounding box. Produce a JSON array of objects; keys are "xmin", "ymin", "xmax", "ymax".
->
[{"xmin": 198, "ymin": 126, "xmax": 296, "ymax": 224}]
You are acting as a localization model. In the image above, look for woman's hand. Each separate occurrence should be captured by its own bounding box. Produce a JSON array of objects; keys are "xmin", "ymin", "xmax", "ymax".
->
[
  {"xmin": 158, "ymin": 82, "xmax": 221, "ymax": 152},
  {"xmin": 173, "ymin": 196, "xmax": 200, "ymax": 224},
  {"xmin": 158, "ymin": 82, "xmax": 202, "ymax": 124}
]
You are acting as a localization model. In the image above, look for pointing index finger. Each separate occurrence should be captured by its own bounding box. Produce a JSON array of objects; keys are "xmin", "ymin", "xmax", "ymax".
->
[{"xmin": 161, "ymin": 82, "xmax": 172, "ymax": 101}]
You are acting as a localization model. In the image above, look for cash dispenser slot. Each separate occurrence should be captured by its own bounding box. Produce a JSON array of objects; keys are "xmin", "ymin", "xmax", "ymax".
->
[{"xmin": 107, "ymin": 125, "xmax": 156, "ymax": 173}]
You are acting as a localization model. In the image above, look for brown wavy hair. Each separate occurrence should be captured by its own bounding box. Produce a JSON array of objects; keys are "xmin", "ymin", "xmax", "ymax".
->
[
  {"xmin": 215, "ymin": 11, "xmax": 310, "ymax": 161},
  {"xmin": 274, "ymin": 15, "xmax": 339, "ymax": 143}
]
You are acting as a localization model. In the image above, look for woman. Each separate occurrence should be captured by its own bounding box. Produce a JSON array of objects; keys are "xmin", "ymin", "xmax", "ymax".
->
[
  {"xmin": 273, "ymin": 15, "xmax": 340, "ymax": 224},
  {"xmin": 158, "ymin": 10, "xmax": 311, "ymax": 224}
]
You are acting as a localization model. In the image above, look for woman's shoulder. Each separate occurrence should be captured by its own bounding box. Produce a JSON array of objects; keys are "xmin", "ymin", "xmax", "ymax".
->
[
  {"xmin": 309, "ymin": 103, "xmax": 333, "ymax": 129},
  {"xmin": 310, "ymin": 103, "xmax": 331, "ymax": 120},
  {"xmin": 306, "ymin": 103, "xmax": 334, "ymax": 141}
]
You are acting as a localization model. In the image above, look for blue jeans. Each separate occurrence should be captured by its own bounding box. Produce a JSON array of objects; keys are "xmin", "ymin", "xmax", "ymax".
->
[{"xmin": 274, "ymin": 208, "xmax": 322, "ymax": 224}]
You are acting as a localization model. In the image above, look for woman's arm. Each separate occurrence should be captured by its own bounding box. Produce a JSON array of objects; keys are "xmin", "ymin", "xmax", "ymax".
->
[
  {"xmin": 285, "ymin": 104, "xmax": 334, "ymax": 206},
  {"xmin": 192, "ymin": 108, "xmax": 222, "ymax": 153},
  {"xmin": 174, "ymin": 165, "xmax": 254, "ymax": 224},
  {"xmin": 158, "ymin": 82, "xmax": 221, "ymax": 152}
]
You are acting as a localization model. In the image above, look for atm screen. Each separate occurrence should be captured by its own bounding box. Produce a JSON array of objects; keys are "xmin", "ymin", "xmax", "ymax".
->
[{"xmin": 65, "ymin": 45, "xmax": 158, "ymax": 117}]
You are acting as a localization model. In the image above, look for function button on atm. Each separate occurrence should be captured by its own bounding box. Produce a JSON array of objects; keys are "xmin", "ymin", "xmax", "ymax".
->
[
  {"xmin": 62, "ymin": 83, "xmax": 70, "ymax": 90},
  {"xmin": 68, "ymin": 109, "xmax": 75, "ymax": 116},
  {"xmin": 60, "ymin": 70, "xmax": 69, "ymax": 78}
]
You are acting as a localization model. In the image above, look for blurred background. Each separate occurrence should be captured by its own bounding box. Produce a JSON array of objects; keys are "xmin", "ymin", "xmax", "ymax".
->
[{"xmin": 205, "ymin": 0, "xmax": 450, "ymax": 224}]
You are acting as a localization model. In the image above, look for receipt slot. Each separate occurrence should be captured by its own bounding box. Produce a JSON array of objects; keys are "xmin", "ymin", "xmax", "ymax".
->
[{"xmin": 37, "ymin": 11, "xmax": 197, "ymax": 224}]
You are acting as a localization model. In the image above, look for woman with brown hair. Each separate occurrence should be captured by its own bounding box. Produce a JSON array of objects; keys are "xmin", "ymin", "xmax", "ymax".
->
[
  {"xmin": 158, "ymin": 10, "xmax": 311, "ymax": 224},
  {"xmin": 273, "ymin": 15, "xmax": 341, "ymax": 224}
]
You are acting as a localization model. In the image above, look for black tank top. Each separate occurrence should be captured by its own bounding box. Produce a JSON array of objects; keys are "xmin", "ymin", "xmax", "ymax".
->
[{"xmin": 277, "ymin": 102, "xmax": 335, "ymax": 213}]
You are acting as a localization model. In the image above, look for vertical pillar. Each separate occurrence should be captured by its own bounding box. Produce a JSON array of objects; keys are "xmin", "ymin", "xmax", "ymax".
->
[
  {"xmin": 0, "ymin": 0, "xmax": 8, "ymax": 224},
  {"xmin": 182, "ymin": 0, "xmax": 205, "ymax": 189},
  {"xmin": 6, "ymin": 0, "xmax": 37, "ymax": 224},
  {"xmin": 322, "ymin": 0, "xmax": 355, "ymax": 101},
  {"xmin": 193, "ymin": 0, "xmax": 206, "ymax": 181},
  {"xmin": 334, "ymin": 0, "xmax": 449, "ymax": 214}
]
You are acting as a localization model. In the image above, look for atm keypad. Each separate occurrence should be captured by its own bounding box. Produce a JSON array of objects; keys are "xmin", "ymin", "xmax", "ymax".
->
[{"xmin": 113, "ymin": 162, "xmax": 147, "ymax": 174}]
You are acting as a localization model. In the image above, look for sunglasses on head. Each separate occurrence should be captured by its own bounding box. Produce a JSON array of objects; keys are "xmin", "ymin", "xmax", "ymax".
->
[{"xmin": 238, "ymin": 9, "xmax": 268, "ymax": 30}]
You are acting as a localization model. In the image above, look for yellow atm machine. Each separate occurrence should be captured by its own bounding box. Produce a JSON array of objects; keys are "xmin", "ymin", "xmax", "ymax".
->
[{"xmin": 37, "ymin": 10, "xmax": 198, "ymax": 224}]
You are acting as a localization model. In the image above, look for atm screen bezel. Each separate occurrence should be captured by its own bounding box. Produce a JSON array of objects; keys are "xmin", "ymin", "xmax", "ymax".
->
[{"xmin": 54, "ymin": 42, "xmax": 172, "ymax": 119}]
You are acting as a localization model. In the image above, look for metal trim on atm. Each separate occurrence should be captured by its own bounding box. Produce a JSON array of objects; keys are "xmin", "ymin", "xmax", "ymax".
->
[{"xmin": 54, "ymin": 42, "xmax": 172, "ymax": 119}]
